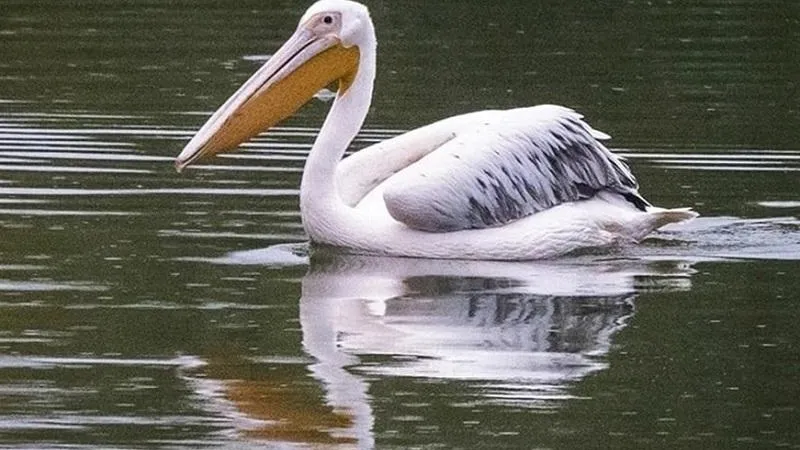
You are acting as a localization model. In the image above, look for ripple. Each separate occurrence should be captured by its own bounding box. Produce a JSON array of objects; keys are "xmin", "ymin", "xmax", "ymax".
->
[
  {"xmin": 0, "ymin": 165, "xmax": 150, "ymax": 174},
  {"xmin": 0, "ymin": 187, "xmax": 297, "ymax": 197},
  {"xmin": 180, "ymin": 243, "xmax": 310, "ymax": 266},
  {"xmin": 656, "ymin": 165, "xmax": 799, "ymax": 172},
  {"xmin": 0, "ymin": 264, "xmax": 48, "ymax": 270},
  {"xmin": 620, "ymin": 149, "xmax": 800, "ymax": 172},
  {"xmin": 159, "ymin": 229, "xmax": 302, "ymax": 241},
  {"xmin": 0, "ymin": 208, "xmax": 139, "ymax": 216},
  {"xmin": 0, "ymin": 280, "xmax": 107, "ymax": 292},
  {"xmin": 0, "ymin": 355, "xmax": 204, "ymax": 368},
  {"xmin": 757, "ymin": 201, "xmax": 800, "ymax": 209},
  {"xmin": 0, "ymin": 151, "xmax": 170, "ymax": 162},
  {"xmin": 637, "ymin": 216, "xmax": 800, "ymax": 261}
]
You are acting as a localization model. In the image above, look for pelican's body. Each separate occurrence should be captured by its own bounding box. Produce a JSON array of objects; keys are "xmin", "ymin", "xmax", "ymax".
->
[{"xmin": 176, "ymin": 0, "xmax": 697, "ymax": 260}]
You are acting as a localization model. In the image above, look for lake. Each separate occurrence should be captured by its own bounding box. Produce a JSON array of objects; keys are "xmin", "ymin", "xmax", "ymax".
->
[{"xmin": 0, "ymin": 0, "xmax": 798, "ymax": 448}]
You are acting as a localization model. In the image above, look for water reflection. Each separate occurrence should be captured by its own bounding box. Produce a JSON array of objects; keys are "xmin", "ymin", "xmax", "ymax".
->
[{"xmin": 192, "ymin": 249, "xmax": 694, "ymax": 447}]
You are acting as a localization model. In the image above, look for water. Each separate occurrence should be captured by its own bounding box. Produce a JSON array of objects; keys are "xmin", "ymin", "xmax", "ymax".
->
[{"xmin": 1, "ymin": 0, "xmax": 798, "ymax": 448}]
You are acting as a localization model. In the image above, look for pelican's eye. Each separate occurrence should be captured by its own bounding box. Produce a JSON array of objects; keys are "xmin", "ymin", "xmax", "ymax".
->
[{"xmin": 323, "ymin": 15, "xmax": 333, "ymax": 25}]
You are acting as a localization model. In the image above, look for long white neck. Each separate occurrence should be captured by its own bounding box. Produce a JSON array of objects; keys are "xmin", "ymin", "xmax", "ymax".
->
[{"xmin": 300, "ymin": 36, "xmax": 377, "ymax": 245}]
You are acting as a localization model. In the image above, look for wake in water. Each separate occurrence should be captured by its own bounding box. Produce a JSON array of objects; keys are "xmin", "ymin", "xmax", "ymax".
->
[{"xmin": 638, "ymin": 215, "xmax": 800, "ymax": 261}]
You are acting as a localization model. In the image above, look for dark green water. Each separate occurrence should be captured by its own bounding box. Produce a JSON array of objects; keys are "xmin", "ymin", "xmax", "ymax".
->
[{"xmin": 0, "ymin": 0, "xmax": 798, "ymax": 448}]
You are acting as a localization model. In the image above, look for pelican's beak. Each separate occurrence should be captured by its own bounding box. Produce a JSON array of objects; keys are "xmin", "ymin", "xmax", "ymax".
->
[{"xmin": 175, "ymin": 27, "xmax": 360, "ymax": 171}]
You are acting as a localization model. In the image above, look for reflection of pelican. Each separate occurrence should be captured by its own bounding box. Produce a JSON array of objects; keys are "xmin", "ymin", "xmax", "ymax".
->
[
  {"xmin": 175, "ymin": 0, "xmax": 696, "ymax": 260},
  {"xmin": 183, "ymin": 248, "xmax": 694, "ymax": 447},
  {"xmin": 297, "ymin": 252, "xmax": 693, "ymax": 444},
  {"xmin": 299, "ymin": 252, "xmax": 691, "ymax": 388}
]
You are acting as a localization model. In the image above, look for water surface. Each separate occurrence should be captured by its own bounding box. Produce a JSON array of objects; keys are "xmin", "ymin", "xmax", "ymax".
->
[{"xmin": 0, "ymin": 0, "xmax": 798, "ymax": 448}]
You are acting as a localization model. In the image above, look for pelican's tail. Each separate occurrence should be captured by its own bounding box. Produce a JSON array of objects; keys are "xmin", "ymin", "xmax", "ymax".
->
[
  {"xmin": 613, "ymin": 206, "xmax": 699, "ymax": 243},
  {"xmin": 646, "ymin": 206, "xmax": 699, "ymax": 230}
]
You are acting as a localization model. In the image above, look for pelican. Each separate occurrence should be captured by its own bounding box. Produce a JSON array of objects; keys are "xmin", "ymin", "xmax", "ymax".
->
[{"xmin": 175, "ymin": 0, "xmax": 697, "ymax": 260}]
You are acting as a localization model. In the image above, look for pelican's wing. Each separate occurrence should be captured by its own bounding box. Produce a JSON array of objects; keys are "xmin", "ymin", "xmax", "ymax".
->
[
  {"xmin": 381, "ymin": 105, "xmax": 647, "ymax": 232},
  {"xmin": 336, "ymin": 110, "xmax": 507, "ymax": 206}
]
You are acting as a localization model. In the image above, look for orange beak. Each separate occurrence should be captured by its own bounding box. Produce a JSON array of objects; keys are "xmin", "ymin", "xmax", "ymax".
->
[{"xmin": 175, "ymin": 27, "xmax": 359, "ymax": 171}]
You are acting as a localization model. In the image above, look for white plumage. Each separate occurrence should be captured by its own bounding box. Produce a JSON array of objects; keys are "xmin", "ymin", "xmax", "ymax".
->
[
  {"xmin": 175, "ymin": 0, "xmax": 698, "ymax": 260},
  {"xmin": 375, "ymin": 106, "xmax": 639, "ymax": 232}
]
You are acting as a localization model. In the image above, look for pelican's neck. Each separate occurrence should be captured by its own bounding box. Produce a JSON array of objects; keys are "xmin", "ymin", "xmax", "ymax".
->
[{"xmin": 300, "ymin": 36, "xmax": 376, "ymax": 244}]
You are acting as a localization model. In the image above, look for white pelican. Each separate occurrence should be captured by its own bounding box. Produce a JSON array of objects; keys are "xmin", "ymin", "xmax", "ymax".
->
[{"xmin": 175, "ymin": 0, "xmax": 697, "ymax": 260}]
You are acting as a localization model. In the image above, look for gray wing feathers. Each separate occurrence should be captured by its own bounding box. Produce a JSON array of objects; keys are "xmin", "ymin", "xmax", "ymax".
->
[{"xmin": 382, "ymin": 105, "xmax": 642, "ymax": 232}]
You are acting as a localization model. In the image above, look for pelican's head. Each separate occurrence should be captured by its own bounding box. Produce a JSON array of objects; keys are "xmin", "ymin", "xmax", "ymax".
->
[{"xmin": 175, "ymin": 0, "xmax": 373, "ymax": 171}]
